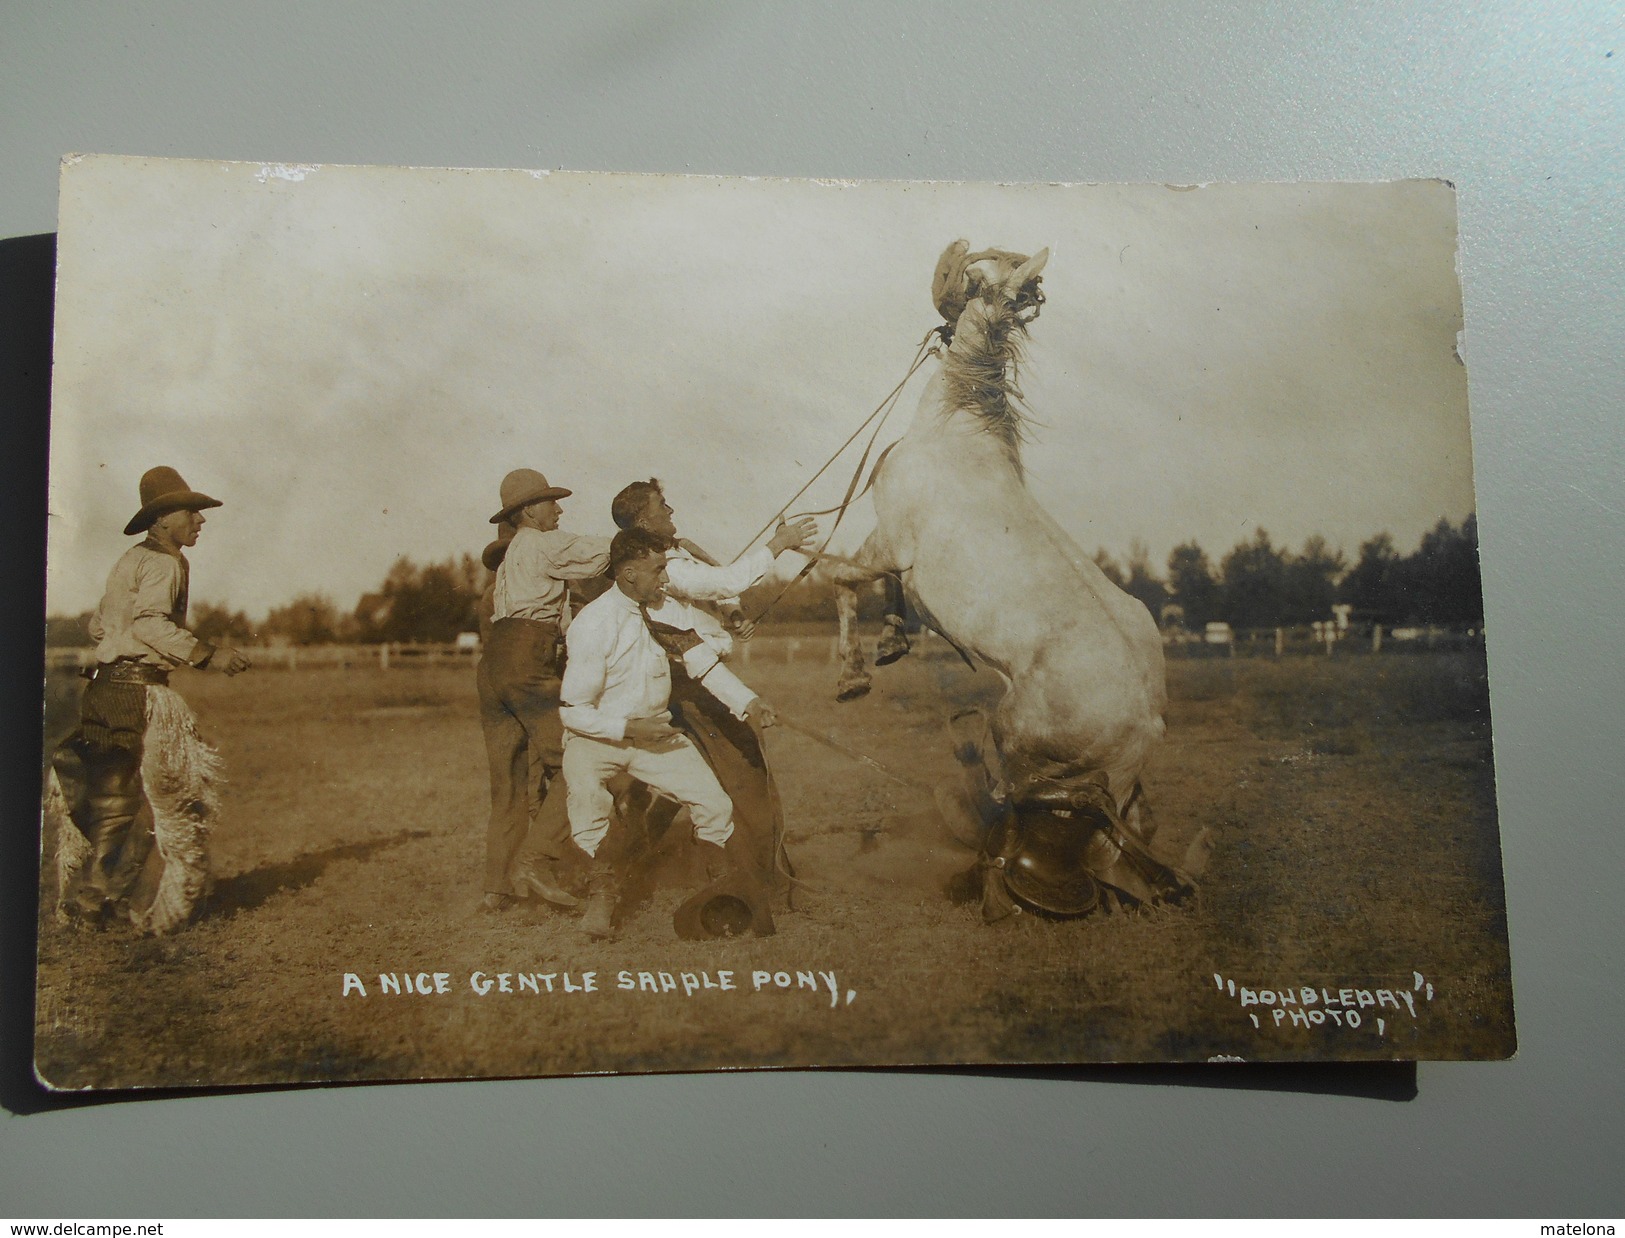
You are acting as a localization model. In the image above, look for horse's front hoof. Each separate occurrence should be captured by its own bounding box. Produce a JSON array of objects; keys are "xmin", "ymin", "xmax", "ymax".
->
[
  {"xmin": 982, "ymin": 898, "xmax": 1021, "ymax": 926},
  {"xmin": 979, "ymin": 865, "xmax": 1021, "ymax": 924},
  {"xmin": 835, "ymin": 671, "xmax": 872, "ymax": 702},
  {"xmin": 874, "ymin": 626, "xmax": 911, "ymax": 666}
]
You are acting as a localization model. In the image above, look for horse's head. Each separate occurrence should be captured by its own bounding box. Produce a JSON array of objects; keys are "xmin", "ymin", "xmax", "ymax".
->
[
  {"xmin": 932, "ymin": 241, "xmax": 1048, "ymax": 331},
  {"xmin": 930, "ymin": 241, "xmax": 1048, "ymax": 453}
]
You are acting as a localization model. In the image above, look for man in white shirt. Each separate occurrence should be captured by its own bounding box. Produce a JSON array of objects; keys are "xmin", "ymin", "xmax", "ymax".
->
[
  {"xmin": 560, "ymin": 528, "xmax": 777, "ymax": 939},
  {"xmin": 477, "ymin": 468, "xmax": 611, "ymax": 913},
  {"xmin": 608, "ymin": 479, "xmax": 816, "ymax": 906},
  {"xmin": 609, "ymin": 478, "xmax": 817, "ymax": 632}
]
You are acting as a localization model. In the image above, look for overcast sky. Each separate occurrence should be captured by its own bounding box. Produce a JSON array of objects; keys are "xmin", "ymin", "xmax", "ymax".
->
[{"xmin": 47, "ymin": 157, "xmax": 1474, "ymax": 618}]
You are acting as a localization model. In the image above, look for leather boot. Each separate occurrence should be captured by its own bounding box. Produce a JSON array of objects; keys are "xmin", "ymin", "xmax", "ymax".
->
[
  {"xmin": 579, "ymin": 859, "xmax": 620, "ymax": 940},
  {"xmin": 512, "ymin": 857, "xmax": 579, "ymax": 908},
  {"xmin": 65, "ymin": 783, "xmax": 145, "ymax": 924},
  {"xmin": 697, "ymin": 840, "xmax": 733, "ymax": 882}
]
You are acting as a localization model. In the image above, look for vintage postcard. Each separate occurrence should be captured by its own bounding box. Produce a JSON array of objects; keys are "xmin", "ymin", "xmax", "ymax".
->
[{"xmin": 37, "ymin": 156, "xmax": 1513, "ymax": 1089}]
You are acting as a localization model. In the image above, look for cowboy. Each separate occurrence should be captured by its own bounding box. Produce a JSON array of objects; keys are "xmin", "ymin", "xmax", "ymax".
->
[
  {"xmin": 559, "ymin": 528, "xmax": 777, "ymax": 939},
  {"xmin": 608, "ymin": 479, "xmax": 816, "ymax": 902},
  {"xmin": 476, "ymin": 468, "xmax": 610, "ymax": 913},
  {"xmin": 472, "ymin": 522, "xmax": 546, "ymax": 839},
  {"xmin": 55, "ymin": 466, "xmax": 251, "ymax": 928},
  {"xmin": 609, "ymin": 478, "xmax": 817, "ymax": 636}
]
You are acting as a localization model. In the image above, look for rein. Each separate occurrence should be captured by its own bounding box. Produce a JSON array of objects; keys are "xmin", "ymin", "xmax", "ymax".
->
[
  {"xmin": 757, "ymin": 709, "xmax": 935, "ymax": 897},
  {"xmin": 740, "ymin": 326, "xmax": 943, "ymax": 625},
  {"xmin": 773, "ymin": 713, "xmax": 933, "ymax": 792}
]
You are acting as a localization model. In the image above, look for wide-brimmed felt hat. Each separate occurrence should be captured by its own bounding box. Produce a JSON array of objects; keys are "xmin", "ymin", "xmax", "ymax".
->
[
  {"xmin": 672, "ymin": 869, "xmax": 776, "ymax": 940},
  {"xmin": 489, "ymin": 468, "xmax": 572, "ymax": 524},
  {"xmin": 123, "ymin": 466, "xmax": 222, "ymax": 536},
  {"xmin": 482, "ymin": 521, "xmax": 517, "ymax": 571}
]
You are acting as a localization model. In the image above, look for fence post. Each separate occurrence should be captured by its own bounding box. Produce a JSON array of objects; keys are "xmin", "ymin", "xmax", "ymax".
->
[
  {"xmin": 379, "ymin": 642, "xmax": 390, "ymax": 670},
  {"xmin": 1274, "ymin": 628, "xmax": 1283, "ymax": 657},
  {"xmin": 1372, "ymin": 624, "xmax": 1383, "ymax": 653}
]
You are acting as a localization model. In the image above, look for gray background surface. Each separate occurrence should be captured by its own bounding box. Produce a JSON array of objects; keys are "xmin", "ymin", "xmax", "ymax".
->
[{"xmin": 2, "ymin": 2, "xmax": 1620, "ymax": 1218}]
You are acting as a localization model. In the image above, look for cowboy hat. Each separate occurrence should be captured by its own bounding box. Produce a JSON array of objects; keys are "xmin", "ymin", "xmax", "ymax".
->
[
  {"xmin": 673, "ymin": 870, "xmax": 776, "ymax": 940},
  {"xmin": 482, "ymin": 521, "xmax": 517, "ymax": 571},
  {"xmin": 123, "ymin": 466, "xmax": 222, "ymax": 536},
  {"xmin": 489, "ymin": 468, "xmax": 572, "ymax": 524}
]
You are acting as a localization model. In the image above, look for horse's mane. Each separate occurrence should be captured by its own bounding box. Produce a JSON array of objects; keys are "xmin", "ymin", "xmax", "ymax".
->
[{"xmin": 938, "ymin": 292, "xmax": 1032, "ymax": 466}]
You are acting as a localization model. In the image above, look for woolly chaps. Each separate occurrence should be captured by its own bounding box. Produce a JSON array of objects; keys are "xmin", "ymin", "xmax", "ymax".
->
[{"xmin": 50, "ymin": 684, "xmax": 225, "ymax": 934}]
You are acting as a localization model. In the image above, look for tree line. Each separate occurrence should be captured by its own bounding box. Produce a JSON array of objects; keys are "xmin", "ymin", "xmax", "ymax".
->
[
  {"xmin": 1098, "ymin": 514, "xmax": 1483, "ymax": 631},
  {"xmin": 44, "ymin": 515, "xmax": 1482, "ymax": 648},
  {"xmin": 747, "ymin": 514, "xmax": 1484, "ymax": 633},
  {"xmin": 46, "ymin": 552, "xmax": 490, "ymax": 648}
]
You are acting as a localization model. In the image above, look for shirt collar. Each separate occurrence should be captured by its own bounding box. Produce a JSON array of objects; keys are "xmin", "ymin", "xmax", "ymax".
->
[
  {"xmin": 139, "ymin": 536, "xmax": 185, "ymax": 561},
  {"xmin": 606, "ymin": 585, "xmax": 644, "ymax": 614}
]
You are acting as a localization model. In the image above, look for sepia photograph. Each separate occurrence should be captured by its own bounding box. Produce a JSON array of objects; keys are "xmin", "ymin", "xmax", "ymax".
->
[{"xmin": 36, "ymin": 156, "xmax": 1513, "ymax": 1089}]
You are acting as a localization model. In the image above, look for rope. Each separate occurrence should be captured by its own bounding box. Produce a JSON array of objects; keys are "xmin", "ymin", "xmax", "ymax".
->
[
  {"xmin": 742, "ymin": 328, "xmax": 942, "ymax": 625},
  {"xmin": 760, "ymin": 709, "xmax": 934, "ymax": 898},
  {"xmin": 773, "ymin": 713, "xmax": 933, "ymax": 792},
  {"xmin": 756, "ymin": 714, "xmax": 817, "ymax": 898},
  {"xmin": 730, "ymin": 326, "xmax": 941, "ymax": 563}
]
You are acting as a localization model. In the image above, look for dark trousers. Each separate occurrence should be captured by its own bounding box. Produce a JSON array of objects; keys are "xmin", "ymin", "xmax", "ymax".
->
[
  {"xmin": 477, "ymin": 618, "xmax": 571, "ymax": 895},
  {"xmin": 667, "ymin": 669, "xmax": 791, "ymax": 900},
  {"xmin": 56, "ymin": 678, "xmax": 154, "ymax": 914}
]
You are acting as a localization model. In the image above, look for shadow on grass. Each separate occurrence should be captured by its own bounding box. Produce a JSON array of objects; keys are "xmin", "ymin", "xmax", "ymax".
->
[{"xmin": 209, "ymin": 830, "xmax": 434, "ymax": 917}]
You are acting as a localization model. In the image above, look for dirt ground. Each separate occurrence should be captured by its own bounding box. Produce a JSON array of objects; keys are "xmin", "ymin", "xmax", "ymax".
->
[{"xmin": 33, "ymin": 641, "xmax": 1514, "ymax": 1089}]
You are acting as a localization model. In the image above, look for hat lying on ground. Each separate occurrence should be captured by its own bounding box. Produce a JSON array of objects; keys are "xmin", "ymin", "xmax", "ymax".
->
[
  {"xmin": 673, "ymin": 870, "xmax": 776, "ymax": 940},
  {"xmin": 490, "ymin": 468, "xmax": 572, "ymax": 524},
  {"xmin": 124, "ymin": 466, "xmax": 222, "ymax": 536}
]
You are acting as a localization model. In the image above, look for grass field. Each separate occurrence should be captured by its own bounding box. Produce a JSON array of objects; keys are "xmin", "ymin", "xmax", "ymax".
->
[{"xmin": 34, "ymin": 643, "xmax": 1514, "ymax": 1089}]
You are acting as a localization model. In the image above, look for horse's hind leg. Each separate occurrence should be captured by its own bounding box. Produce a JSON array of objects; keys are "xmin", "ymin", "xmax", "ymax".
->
[
  {"xmin": 1122, "ymin": 780, "xmax": 1157, "ymax": 844},
  {"xmin": 1124, "ymin": 778, "xmax": 1213, "ymax": 880}
]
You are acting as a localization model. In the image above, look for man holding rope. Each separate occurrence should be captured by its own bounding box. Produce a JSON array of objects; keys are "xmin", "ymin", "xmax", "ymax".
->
[
  {"xmin": 608, "ymin": 480, "xmax": 816, "ymax": 911},
  {"xmin": 560, "ymin": 529, "xmax": 780, "ymax": 940},
  {"xmin": 478, "ymin": 468, "xmax": 610, "ymax": 914},
  {"xmin": 609, "ymin": 478, "xmax": 816, "ymax": 634}
]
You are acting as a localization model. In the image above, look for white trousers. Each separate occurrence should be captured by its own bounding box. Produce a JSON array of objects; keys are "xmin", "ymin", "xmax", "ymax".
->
[{"xmin": 562, "ymin": 731, "xmax": 735, "ymax": 858}]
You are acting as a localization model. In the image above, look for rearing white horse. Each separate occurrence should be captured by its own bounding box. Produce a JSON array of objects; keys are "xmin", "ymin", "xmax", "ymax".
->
[{"xmin": 824, "ymin": 241, "xmax": 1191, "ymax": 919}]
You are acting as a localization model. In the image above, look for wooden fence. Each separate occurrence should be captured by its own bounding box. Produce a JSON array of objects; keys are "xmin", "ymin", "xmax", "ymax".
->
[
  {"xmin": 43, "ymin": 635, "xmax": 861, "ymax": 672},
  {"xmin": 43, "ymin": 623, "xmax": 1483, "ymax": 674},
  {"xmin": 1163, "ymin": 624, "xmax": 1485, "ymax": 658},
  {"xmin": 43, "ymin": 643, "xmax": 481, "ymax": 672}
]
